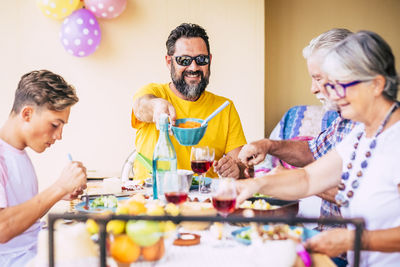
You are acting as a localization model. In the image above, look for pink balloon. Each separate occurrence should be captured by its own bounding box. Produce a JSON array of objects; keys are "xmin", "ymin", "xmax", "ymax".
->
[
  {"xmin": 84, "ymin": 0, "xmax": 127, "ymax": 19},
  {"xmin": 60, "ymin": 9, "xmax": 101, "ymax": 57}
]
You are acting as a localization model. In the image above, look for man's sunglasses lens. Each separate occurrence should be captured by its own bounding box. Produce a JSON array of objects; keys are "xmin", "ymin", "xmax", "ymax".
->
[{"xmin": 175, "ymin": 55, "xmax": 209, "ymax": 66}]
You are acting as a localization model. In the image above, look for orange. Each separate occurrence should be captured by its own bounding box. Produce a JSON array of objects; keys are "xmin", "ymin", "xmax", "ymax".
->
[
  {"xmin": 141, "ymin": 238, "xmax": 165, "ymax": 261},
  {"xmin": 178, "ymin": 121, "xmax": 201, "ymax": 128},
  {"xmin": 127, "ymin": 201, "xmax": 147, "ymax": 215},
  {"xmin": 110, "ymin": 235, "xmax": 141, "ymax": 263}
]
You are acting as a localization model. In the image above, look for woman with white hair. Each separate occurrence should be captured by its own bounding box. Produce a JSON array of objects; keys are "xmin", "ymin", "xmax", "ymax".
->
[{"xmin": 236, "ymin": 30, "xmax": 400, "ymax": 267}]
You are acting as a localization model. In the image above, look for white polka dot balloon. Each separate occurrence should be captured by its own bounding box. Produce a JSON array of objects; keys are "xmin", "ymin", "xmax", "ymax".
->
[
  {"xmin": 60, "ymin": 9, "xmax": 101, "ymax": 57},
  {"xmin": 36, "ymin": 0, "xmax": 80, "ymax": 20},
  {"xmin": 84, "ymin": 0, "xmax": 127, "ymax": 19}
]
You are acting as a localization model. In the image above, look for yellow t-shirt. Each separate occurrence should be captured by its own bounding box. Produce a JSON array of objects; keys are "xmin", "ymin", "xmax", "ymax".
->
[{"xmin": 131, "ymin": 83, "xmax": 247, "ymax": 181}]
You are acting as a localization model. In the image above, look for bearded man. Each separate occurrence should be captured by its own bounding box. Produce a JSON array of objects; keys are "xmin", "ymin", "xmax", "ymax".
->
[{"xmin": 131, "ymin": 23, "xmax": 247, "ymax": 181}]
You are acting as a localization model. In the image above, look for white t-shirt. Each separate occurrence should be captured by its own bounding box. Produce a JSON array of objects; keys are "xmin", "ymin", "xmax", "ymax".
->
[
  {"xmin": 0, "ymin": 138, "xmax": 41, "ymax": 266},
  {"xmin": 336, "ymin": 122, "xmax": 400, "ymax": 267}
]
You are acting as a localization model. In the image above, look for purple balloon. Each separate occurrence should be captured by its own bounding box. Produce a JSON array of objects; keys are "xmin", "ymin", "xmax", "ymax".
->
[{"xmin": 60, "ymin": 9, "xmax": 101, "ymax": 57}]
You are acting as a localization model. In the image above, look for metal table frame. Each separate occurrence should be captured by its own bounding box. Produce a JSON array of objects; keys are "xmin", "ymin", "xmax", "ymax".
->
[{"xmin": 48, "ymin": 213, "xmax": 365, "ymax": 267}]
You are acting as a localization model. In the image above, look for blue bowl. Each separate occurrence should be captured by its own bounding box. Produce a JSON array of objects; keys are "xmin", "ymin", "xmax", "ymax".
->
[{"xmin": 171, "ymin": 118, "xmax": 207, "ymax": 146}]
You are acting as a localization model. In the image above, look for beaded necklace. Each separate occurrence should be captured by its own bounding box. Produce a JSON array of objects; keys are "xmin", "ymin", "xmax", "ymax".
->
[{"xmin": 335, "ymin": 102, "xmax": 399, "ymax": 208}]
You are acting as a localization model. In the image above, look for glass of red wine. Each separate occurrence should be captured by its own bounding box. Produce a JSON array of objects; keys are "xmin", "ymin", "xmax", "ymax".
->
[
  {"xmin": 190, "ymin": 146, "xmax": 215, "ymax": 194},
  {"xmin": 211, "ymin": 177, "xmax": 237, "ymax": 246},
  {"xmin": 163, "ymin": 172, "xmax": 190, "ymax": 205}
]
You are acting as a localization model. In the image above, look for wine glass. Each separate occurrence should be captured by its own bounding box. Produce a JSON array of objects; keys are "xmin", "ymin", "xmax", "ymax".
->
[
  {"xmin": 211, "ymin": 177, "xmax": 237, "ymax": 246},
  {"xmin": 163, "ymin": 171, "xmax": 190, "ymax": 205},
  {"xmin": 190, "ymin": 146, "xmax": 215, "ymax": 194}
]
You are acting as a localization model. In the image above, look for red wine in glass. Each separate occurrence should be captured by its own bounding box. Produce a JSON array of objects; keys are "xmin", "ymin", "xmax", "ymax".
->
[
  {"xmin": 165, "ymin": 192, "xmax": 188, "ymax": 205},
  {"xmin": 191, "ymin": 160, "xmax": 213, "ymax": 174},
  {"xmin": 212, "ymin": 197, "xmax": 236, "ymax": 215}
]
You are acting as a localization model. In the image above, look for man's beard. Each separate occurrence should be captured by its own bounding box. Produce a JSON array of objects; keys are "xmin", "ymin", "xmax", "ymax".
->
[
  {"xmin": 316, "ymin": 93, "xmax": 339, "ymax": 112},
  {"xmin": 171, "ymin": 63, "xmax": 210, "ymax": 101}
]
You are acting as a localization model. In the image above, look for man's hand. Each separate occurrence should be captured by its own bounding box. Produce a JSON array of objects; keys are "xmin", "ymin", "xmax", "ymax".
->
[
  {"xmin": 213, "ymin": 156, "xmax": 240, "ymax": 178},
  {"xmin": 150, "ymin": 98, "xmax": 176, "ymax": 127},
  {"xmin": 305, "ymin": 228, "xmax": 353, "ymax": 257},
  {"xmin": 238, "ymin": 139, "xmax": 271, "ymax": 166},
  {"xmin": 55, "ymin": 161, "xmax": 87, "ymax": 197}
]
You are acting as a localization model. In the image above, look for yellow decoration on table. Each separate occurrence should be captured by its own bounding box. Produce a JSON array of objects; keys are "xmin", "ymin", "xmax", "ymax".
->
[
  {"xmin": 147, "ymin": 204, "xmax": 165, "ymax": 216},
  {"xmin": 164, "ymin": 203, "xmax": 179, "ymax": 216},
  {"xmin": 36, "ymin": 0, "xmax": 80, "ymax": 20}
]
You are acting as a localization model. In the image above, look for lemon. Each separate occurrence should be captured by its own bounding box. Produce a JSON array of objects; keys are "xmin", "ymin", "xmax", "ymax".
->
[
  {"xmin": 86, "ymin": 219, "xmax": 99, "ymax": 235},
  {"xmin": 107, "ymin": 220, "xmax": 126, "ymax": 235},
  {"xmin": 116, "ymin": 205, "xmax": 129, "ymax": 215}
]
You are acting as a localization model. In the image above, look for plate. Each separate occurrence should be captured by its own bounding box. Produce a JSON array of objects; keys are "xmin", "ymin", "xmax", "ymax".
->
[
  {"xmin": 190, "ymin": 176, "xmax": 212, "ymax": 190},
  {"xmin": 75, "ymin": 196, "xmax": 129, "ymax": 213},
  {"xmin": 231, "ymin": 225, "xmax": 319, "ymax": 246},
  {"xmin": 232, "ymin": 197, "xmax": 299, "ymax": 217}
]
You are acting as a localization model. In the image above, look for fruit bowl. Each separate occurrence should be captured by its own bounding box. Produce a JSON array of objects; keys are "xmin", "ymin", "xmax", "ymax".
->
[{"xmin": 171, "ymin": 118, "xmax": 207, "ymax": 146}]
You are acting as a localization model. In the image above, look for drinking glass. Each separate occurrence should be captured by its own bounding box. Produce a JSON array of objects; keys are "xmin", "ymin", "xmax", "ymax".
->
[
  {"xmin": 190, "ymin": 146, "xmax": 215, "ymax": 194},
  {"xmin": 211, "ymin": 177, "xmax": 237, "ymax": 246},
  {"xmin": 163, "ymin": 172, "xmax": 190, "ymax": 205}
]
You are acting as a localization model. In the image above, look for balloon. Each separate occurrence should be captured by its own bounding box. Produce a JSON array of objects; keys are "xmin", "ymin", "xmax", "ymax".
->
[
  {"xmin": 60, "ymin": 9, "xmax": 101, "ymax": 57},
  {"xmin": 84, "ymin": 0, "xmax": 127, "ymax": 19},
  {"xmin": 37, "ymin": 0, "xmax": 80, "ymax": 20}
]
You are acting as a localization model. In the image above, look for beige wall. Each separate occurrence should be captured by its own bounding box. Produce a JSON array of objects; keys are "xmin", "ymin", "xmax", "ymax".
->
[
  {"xmin": 265, "ymin": 0, "xmax": 400, "ymax": 136},
  {"xmin": 0, "ymin": 0, "xmax": 264, "ymax": 189}
]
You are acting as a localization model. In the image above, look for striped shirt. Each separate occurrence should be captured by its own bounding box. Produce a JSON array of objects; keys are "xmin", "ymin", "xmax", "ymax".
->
[{"xmin": 308, "ymin": 116, "xmax": 358, "ymax": 230}]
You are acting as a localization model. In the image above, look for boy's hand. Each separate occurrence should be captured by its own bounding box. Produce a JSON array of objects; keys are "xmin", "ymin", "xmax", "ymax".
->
[{"xmin": 56, "ymin": 161, "xmax": 87, "ymax": 197}]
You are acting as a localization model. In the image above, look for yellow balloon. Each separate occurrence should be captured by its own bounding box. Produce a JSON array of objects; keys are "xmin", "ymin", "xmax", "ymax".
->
[{"xmin": 36, "ymin": 0, "xmax": 80, "ymax": 20}]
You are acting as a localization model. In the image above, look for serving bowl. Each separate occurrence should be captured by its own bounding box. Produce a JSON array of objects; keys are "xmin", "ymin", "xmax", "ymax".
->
[
  {"xmin": 177, "ymin": 169, "xmax": 194, "ymax": 191},
  {"xmin": 171, "ymin": 118, "xmax": 207, "ymax": 146}
]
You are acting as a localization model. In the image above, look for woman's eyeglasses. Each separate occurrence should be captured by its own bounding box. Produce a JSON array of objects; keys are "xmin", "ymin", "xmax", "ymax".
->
[
  {"xmin": 323, "ymin": 80, "xmax": 369, "ymax": 98},
  {"xmin": 174, "ymin": 55, "xmax": 210, "ymax": 66}
]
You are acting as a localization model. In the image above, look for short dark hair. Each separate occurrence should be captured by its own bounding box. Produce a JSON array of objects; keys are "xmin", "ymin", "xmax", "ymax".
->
[
  {"xmin": 166, "ymin": 23, "xmax": 210, "ymax": 56},
  {"xmin": 11, "ymin": 70, "xmax": 79, "ymax": 114}
]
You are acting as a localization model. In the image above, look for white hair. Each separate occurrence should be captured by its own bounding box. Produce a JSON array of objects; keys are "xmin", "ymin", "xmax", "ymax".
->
[
  {"xmin": 303, "ymin": 28, "xmax": 353, "ymax": 59},
  {"xmin": 322, "ymin": 31, "xmax": 398, "ymax": 100}
]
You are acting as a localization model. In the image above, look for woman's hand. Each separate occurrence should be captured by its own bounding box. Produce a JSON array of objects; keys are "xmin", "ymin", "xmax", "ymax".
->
[{"xmin": 305, "ymin": 228, "xmax": 353, "ymax": 257}]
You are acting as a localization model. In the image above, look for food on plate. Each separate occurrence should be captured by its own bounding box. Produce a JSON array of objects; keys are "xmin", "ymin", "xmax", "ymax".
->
[
  {"xmin": 178, "ymin": 121, "xmax": 201, "ymax": 128},
  {"xmin": 237, "ymin": 224, "xmax": 303, "ymax": 243},
  {"xmin": 110, "ymin": 234, "xmax": 141, "ymax": 263},
  {"xmin": 91, "ymin": 195, "xmax": 118, "ymax": 208},
  {"xmin": 141, "ymin": 238, "xmax": 165, "ymax": 261},
  {"xmin": 239, "ymin": 199, "xmax": 278, "ymax": 210}
]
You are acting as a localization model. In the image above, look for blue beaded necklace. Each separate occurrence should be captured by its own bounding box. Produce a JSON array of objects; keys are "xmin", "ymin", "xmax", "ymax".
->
[{"xmin": 335, "ymin": 102, "xmax": 399, "ymax": 207}]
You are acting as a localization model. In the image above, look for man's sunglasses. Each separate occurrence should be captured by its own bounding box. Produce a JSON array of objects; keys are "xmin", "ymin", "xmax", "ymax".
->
[{"xmin": 174, "ymin": 55, "xmax": 210, "ymax": 66}]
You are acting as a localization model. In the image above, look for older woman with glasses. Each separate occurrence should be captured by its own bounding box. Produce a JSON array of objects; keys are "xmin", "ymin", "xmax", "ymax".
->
[{"xmin": 236, "ymin": 30, "xmax": 400, "ymax": 267}]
